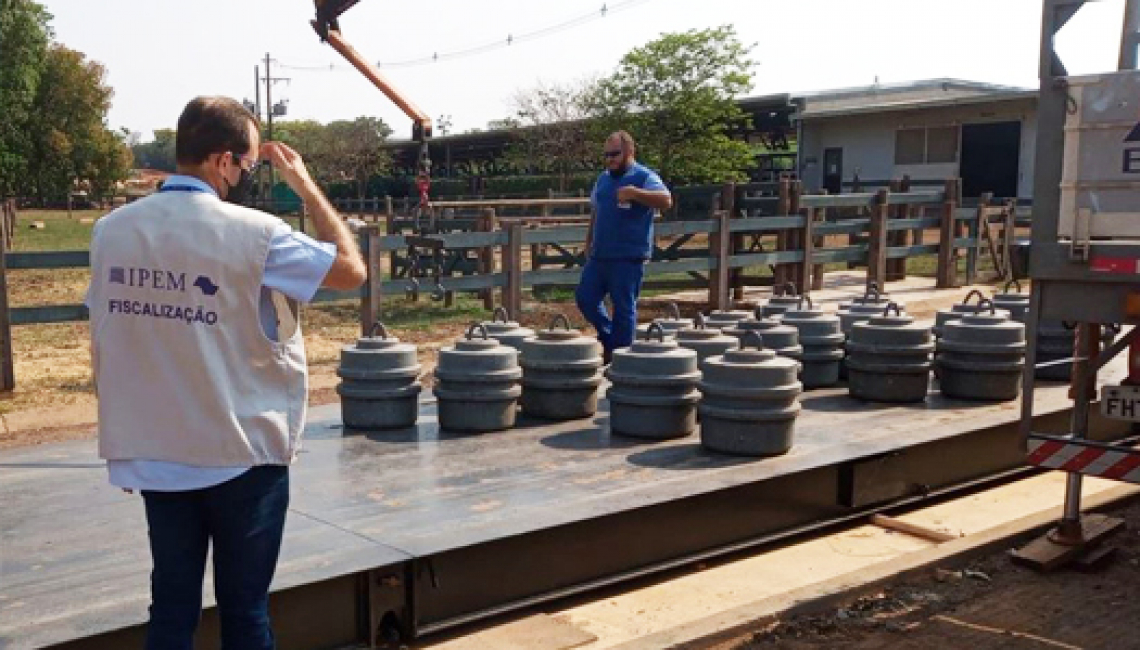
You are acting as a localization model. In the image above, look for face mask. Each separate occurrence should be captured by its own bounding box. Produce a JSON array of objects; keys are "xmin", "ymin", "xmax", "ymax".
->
[{"xmin": 224, "ymin": 165, "xmax": 254, "ymax": 205}]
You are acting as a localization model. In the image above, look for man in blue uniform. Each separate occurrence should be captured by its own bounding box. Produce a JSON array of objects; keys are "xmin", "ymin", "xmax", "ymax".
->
[{"xmin": 576, "ymin": 131, "xmax": 672, "ymax": 361}]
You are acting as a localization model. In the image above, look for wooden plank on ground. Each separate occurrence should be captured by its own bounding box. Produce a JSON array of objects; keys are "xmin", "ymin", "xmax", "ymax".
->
[{"xmin": 1010, "ymin": 514, "xmax": 1125, "ymax": 572}]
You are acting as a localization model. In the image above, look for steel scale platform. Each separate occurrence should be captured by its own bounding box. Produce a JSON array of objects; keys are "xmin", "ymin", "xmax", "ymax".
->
[{"xmin": 1, "ymin": 368, "xmax": 1130, "ymax": 650}]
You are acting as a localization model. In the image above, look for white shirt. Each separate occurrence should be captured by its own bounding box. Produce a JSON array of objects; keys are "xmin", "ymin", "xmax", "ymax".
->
[{"xmin": 89, "ymin": 175, "xmax": 336, "ymax": 491}]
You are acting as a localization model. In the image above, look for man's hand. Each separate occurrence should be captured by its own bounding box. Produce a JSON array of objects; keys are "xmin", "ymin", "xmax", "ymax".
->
[
  {"xmin": 260, "ymin": 141, "xmax": 366, "ymax": 290},
  {"xmin": 617, "ymin": 186, "xmax": 673, "ymax": 211},
  {"xmin": 261, "ymin": 142, "xmax": 317, "ymax": 198}
]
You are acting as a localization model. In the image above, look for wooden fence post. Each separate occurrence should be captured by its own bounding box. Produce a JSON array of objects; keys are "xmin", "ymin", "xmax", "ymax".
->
[
  {"xmin": 478, "ymin": 208, "xmax": 497, "ymax": 310},
  {"xmin": 1002, "ymin": 199, "xmax": 1016, "ymax": 281},
  {"xmin": 936, "ymin": 178, "xmax": 961, "ymax": 288},
  {"xmin": 359, "ymin": 226, "xmax": 382, "ymax": 336},
  {"xmin": 720, "ymin": 183, "xmax": 742, "ymax": 302},
  {"xmin": 0, "ymin": 210, "xmax": 14, "ymax": 392},
  {"xmin": 386, "ymin": 201, "xmax": 401, "ymax": 291},
  {"xmin": 903, "ymin": 175, "xmax": 923, "ymax": 253},
  {"xmin": 867, "ymin": 189, "xmax": 890, "ymax": 290},
  {"xmin": 811, "ymin": 191, "xmax": 827, "ymax": 290},
  {"xmin": 503, "ymin": 222, "xmax": 523, "ymax": 319},
  {"xmin": 787, "ymin": 181, "xmax": 804, "ymax": 292},
  {"xmin": 774, "ymin": 179, "xmax": 791, "ymax": 288},
  {"xmin": 968, "ymin": 191, "xmax": 993, "ymax": 285},
  {"xmin": 885, "ymin": 179, "xmax": 906, "ymax": 282},
  {"xmin": 799, "ymin": 206, "xmax": 816, "ymax": 294},
  {"xmin": 709, "ymin": 209, "xmax": 732, "ymax": 311}
]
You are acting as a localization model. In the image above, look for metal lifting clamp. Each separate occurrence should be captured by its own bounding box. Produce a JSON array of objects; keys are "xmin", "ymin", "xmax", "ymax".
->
[{"xmin": 312, "ymin": 1, "xmax": 446, "ymax": 303}]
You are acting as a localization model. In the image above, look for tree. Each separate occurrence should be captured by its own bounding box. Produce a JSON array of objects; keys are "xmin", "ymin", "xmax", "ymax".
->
[
  {"xmin": 507, "ymin": 79, "xmax": 599, "ymax": 191},
  {"xmin": 272, "ymin": 117, "xmax": 392, "ymax": 198},
  {"xmin": 130, "ymin": 128, "xmax": 176, "ymax": 172},
  {"xmin": 591, "ymin": 25, "xmax": 755, "ymax": 185},
  {"xmin": 0, "ymin": 0, "xmax": 52, "ymax": 195},
  {"xmin": 25, "ymin": 44, "xmax": 127, "ymax": 201},
  {"xmin": 319, "ymin": 117, "xmax": 393, "ymax": 199},
  {"xmin": 85, "ymin": 128, "xmax": 133, "ymax": 199},
  {"xmin": 273, "ymin": 119, "xmax": 334, "ymax": 184}
]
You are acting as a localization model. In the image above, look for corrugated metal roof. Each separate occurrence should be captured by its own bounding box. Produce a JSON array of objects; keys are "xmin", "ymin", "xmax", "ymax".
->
[{"xmin": 787, "ymin": 78, "xmax": 1036, "ymax": 119}]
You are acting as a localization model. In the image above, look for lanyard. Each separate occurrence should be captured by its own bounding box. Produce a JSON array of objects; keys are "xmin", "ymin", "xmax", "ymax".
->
[{"xmin": 159, "ymin": 184, "xmax": 210, "ymax": 194}]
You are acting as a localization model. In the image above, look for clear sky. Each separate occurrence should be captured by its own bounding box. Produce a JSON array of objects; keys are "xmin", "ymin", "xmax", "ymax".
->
[{"xmin": 39, "ymin": 0, "xmax": 1124, "ymax": 142}]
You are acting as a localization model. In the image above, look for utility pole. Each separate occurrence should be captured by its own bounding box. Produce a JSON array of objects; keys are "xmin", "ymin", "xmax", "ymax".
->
[
  {"xmin": 265, "ymin": 53, "xmax": 274, "ymax": 140},
  {"xmin": 260, "ymin": 53, "xmax": 290, "ymax": 209},
  {"xmin": 263, "ymin": 53, "xmax": 290, "ymax": 140}
]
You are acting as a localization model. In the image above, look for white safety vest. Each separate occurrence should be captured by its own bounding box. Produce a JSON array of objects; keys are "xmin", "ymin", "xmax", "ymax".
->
[{"xmin": 89, "ymin": 189, "xmax": 308, "ymax": 467}]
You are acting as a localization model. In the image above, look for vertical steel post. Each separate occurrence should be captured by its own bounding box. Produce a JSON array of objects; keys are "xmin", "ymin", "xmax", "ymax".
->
[
  {"xmin": 1020, "ymin": 285, "xmax": 1043, "ymax": 441},
  {"xmin": 1121, "ymin": 0, "xmax": 1140, "ymax": 70},
  {"xmin": 1059, "ymin": 323, "xmax": 1100, "ymax": 535}
]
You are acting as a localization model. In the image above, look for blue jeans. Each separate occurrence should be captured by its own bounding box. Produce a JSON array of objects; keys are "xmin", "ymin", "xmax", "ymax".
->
[
  {"xmin": 142, "ymin": 465, "xmax": 289, "ymax": 650},
  {"xmin": 575, "ymin": 258, "xmax": 645, "ymax": 354}
]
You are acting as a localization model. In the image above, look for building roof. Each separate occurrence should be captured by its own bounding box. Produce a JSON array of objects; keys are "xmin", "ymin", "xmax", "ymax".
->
[{"xmin": 789, "ymin": 78, "xmax": 1037, "ymax": 120}]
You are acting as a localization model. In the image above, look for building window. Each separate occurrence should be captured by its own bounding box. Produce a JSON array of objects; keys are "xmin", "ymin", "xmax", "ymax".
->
[
  {"xmin": 894, "ymin": 126, "xmax": 960, "ymax": 164},
  {"xmin": 926, "ymin": 126, "xmax": 959, "ymax": 163},
  {"xmin": 895, "ymin": 128, "xmax": 925, "ymax": 165}
]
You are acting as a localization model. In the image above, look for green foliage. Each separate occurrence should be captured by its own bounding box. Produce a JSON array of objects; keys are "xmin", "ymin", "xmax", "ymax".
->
[
  {"xmin": 506, "ymin": 79, "xmax": 599, "ymax": 191},
  {"xmin": 591, "ymin": 25, "xmax": 755, "ymax": 185},
  {"xmin": 84, "ymin": 127, "xmax": 133, "ymax": 198},
  {"xmin": 273, "ymin": 116, "xmax": 392, "ymax": 198},
  {"xmin": 0, "ymin": 2, "xmax": 130, "ymax": 200},
  {"xmin": 324, "ymin": 117, "xmax": 393, "ymax": 197},
  {"xmin": 368, "ymin": 174, "xmax": 595, "ymax": 201},
  {"xmin": 25, "ymin": 44, "xmax": 127, "ymax": 201},
  {"xmin": 0, "ymin": 0, "xmax": 52, "ymax": 195},
  {"xmin": 130, "ymin": 128, "xmax": 176, "ymax": 172}
]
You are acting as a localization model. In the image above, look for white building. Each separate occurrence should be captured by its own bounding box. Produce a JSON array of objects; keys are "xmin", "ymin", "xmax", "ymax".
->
[{"xmin": 793, "ymin": 79, "xmax": 1038, "ymax": 200}]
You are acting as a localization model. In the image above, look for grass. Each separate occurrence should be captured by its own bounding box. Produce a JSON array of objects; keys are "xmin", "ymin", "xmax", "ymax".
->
[{"xmin": 12, "ymin": 209, "xmax": 104, "ymax": 252}]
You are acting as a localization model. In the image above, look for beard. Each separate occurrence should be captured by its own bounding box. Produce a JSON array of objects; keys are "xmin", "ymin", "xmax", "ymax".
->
[{"xmin": 608, "ymin": 160, "xmax": 630, "ymax": 178}]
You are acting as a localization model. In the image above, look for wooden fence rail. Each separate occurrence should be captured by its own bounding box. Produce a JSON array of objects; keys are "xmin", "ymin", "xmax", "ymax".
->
[{"xmin": 0, "ymin": 179, "xmax": 1025, "ymax": 390}]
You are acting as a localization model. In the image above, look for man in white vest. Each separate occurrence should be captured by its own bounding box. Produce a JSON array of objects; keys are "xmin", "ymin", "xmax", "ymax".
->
[{"xmin": 87, "ymin": 96, "xmax": 366, "ymax": 649}]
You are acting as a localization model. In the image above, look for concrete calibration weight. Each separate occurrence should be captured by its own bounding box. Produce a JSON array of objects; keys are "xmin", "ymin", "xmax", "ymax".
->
[
  {"xmin": 337, "ymin": 322, "xmax": 423, "ymax": 429},
  {"xmin": 435, "ymin": 323, "xmax": 523, "ymax": 432}
]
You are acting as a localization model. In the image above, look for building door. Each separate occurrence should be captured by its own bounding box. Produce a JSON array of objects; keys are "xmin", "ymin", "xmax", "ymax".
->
[
  {"xmin": 823, "ymin": 148, "xmax": 843, "ymax": 194},
  {"xmin": 960, "ymin": 121, "xmax": 1021, "ymax": 198}
]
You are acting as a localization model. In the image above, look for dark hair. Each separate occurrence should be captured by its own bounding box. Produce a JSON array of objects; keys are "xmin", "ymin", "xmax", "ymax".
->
[{"xmin": 175, "ymin": 96, "xmax": 260, "ymax": 166}]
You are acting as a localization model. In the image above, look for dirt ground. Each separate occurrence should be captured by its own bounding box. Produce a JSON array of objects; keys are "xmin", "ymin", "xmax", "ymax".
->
[
  {"xmin": 0, "ymin": 295, "xmax": 692, "ymax": 450},
  {"xmin": 0, "ymin": 207, "xmax": 983, "ymax": 451},
  {"xmin": 719, "ymin": 500, "xmax": 1140, "ymax": 650}
]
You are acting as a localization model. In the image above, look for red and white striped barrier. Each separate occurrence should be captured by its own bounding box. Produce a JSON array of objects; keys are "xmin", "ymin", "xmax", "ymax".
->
[{"xmin": 1027, "ymin": 435, "xmax": 1140, "ymax": 483}]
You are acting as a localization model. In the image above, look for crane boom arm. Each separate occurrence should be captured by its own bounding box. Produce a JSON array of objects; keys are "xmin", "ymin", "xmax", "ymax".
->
[
  {"xmin": 311, "ymin": 1, "xmax": 433, "ymax": 142},
  {"xmin": 311, "ymin": 21, "xmax": 433, "ymax": 141}
]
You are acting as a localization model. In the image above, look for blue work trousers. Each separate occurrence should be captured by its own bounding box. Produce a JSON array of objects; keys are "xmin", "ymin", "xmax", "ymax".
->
[
  {"xmin": 141, "ymin": 465, "xmax": 289, "ymax": 650},
  {"xmin": 575, "ymin": 257, "xmax": 645, "ymax": 354}
]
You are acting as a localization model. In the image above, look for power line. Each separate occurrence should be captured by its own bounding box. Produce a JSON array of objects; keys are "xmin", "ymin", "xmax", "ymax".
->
[{"xmin": 276, "ymin": 0, "xmax": 654, "ymax": 71}]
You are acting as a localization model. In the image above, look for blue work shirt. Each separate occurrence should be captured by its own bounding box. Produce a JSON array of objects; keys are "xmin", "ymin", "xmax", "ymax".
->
[
  {"xmin": 589, "ymin": 162, "xmax": 668, "ymax": 260},
  {"xmin": 86, "ymin": 174, "xmax": 336, "ymax": 492}
]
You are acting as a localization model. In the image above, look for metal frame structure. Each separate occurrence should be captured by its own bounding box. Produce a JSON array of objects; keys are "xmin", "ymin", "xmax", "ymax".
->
[
  {"xmin": 15, "ymin": 385, "xmax": 1132, "ymax": 650},
  {"xmin": 1019, "ymin": 0, "xmax": 1140, "ymax": 554}
]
